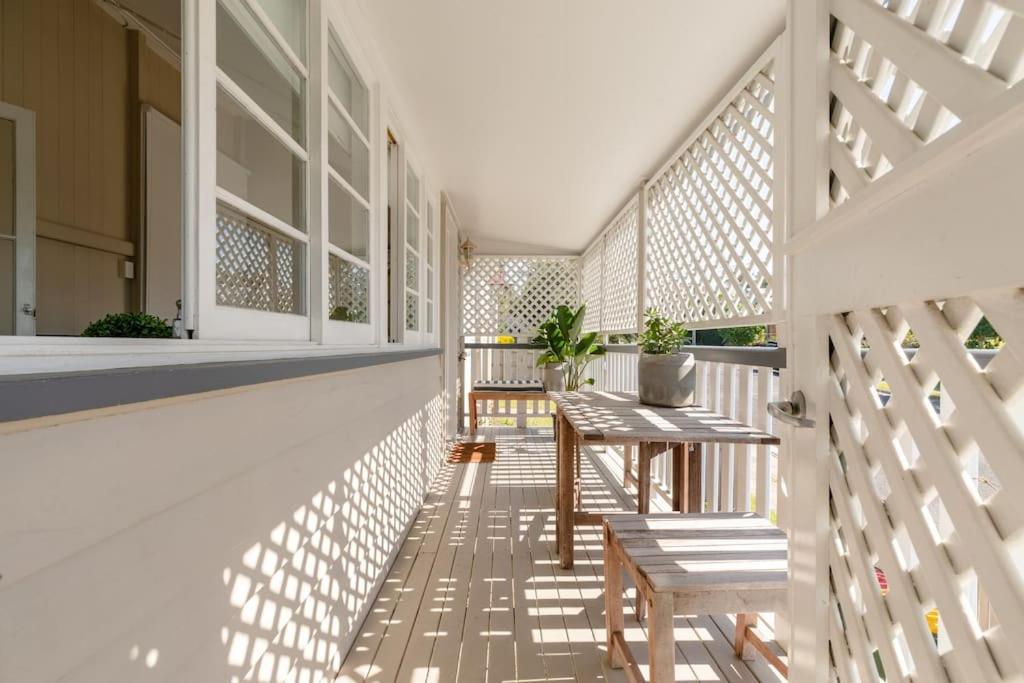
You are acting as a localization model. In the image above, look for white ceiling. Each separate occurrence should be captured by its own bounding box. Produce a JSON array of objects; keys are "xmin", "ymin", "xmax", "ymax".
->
[{"xmin": 357, "ymin": 0, "xmax": 785, "ymax": 255}]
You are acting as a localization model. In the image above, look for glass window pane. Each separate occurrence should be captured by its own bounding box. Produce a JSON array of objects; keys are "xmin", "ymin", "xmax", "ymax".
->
[
  {"xmin": 406, "ymin": 168, "xmax": 420, "ymax": 207},
  {"xmin": 248, "ymin": 0, "xmax": 306, "ymax": 64},
  {"xmin": 328, "ymin": 180, "xmax": 369, "ymax": 261},
  {"xmin": 328, "ymin": 38, "xmax": 369, "ymax": 137},
  {"xmin": 406, "ymin": 206, "xmax": 419, "ymax": 247},
  {"xmin": 328, "ymin": 105, "xmax": 369, "ymax": 200},
  {"xmin": 217, "ymin": 1, "xmax": 304, "ymax": 143},
  {"xmin": 406, "ymin": 250, "xmax": 419, "ymax": 290},
  {"xmin": 426, "ymin": 235, "xmax": 434, "ymax": 268},
  {"xmin": 426, "ymin": 301, "xmax": 434, "ymax": 333},
  {"xmin": 426, "ymin": 271, "xmax": 433, "ymax": 299},
  {"xmin": 216, "ymin": 204, "xmax": 304, "ymax": 315},
  {"xmin": 328, "ymin": 254, "xmax": 369, "ymax": 324},
  {"xmin": 217, "ymin": 87, "xmax": 306, "ymax": 231},
  {"xmin": 405, "ymin": 293, "xmax": 419, "ymax": 331}
]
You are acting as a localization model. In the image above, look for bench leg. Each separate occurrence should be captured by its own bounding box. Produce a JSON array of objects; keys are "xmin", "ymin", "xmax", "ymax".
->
[
  {"xmin": 648, "ymin": 593, "xmax": 676, "ymax": 683},
  {"xmin": 735, "ymin": 612, "xmax": 756, "ymax": 658},
  {"xmin": 603, "ymin": 527, "xmax": 624, "ymax": 669},
  {"xmin": 557, "ymin": 414, "xmax": 575, "ymax": 569}
]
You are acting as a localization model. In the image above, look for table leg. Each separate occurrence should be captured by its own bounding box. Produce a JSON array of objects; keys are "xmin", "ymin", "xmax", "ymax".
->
[
  {"xmin": 603, "ymin": 526, "xmax": 624, "ymax": 669},
  {"xmin": 688, "ymin": 443, "xmax": 704, "ymax": 513},
  {"xmin": 672, "ymin": 443, "xmax": 687, "ymax": 512},
  {"xmin": 468, "ymin": 392, "xmax": 478, "ymax": 436},
  {"xmin": 638, "ymin": 442, "xmax": 652, "ymax": 514},
  {"xmin": 558, "ymin": 413, "xmax": 575, "ymax": 569},
  {"xmin": 648, "ymin": 592, "xmax": 676, "ymax": 683},
  {"xmin": 554, "ymin": 408, "xmax": 561, "ymax": 550},
  {"xmin": 622, "ymin": 445, "xmax": 634, "ymax": 489}
]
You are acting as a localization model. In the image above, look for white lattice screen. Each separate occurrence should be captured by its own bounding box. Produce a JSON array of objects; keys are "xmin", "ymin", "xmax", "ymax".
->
[
  {"xmin": 644, "ymin": 55, "xmax": 776, "ymax": 327},
  {"xmin": 601, "ymin": 200, "xmax": 640, "ymax": 332},
  {"xmin": 826, "ymin": 288, "xmax": 1024, "ymax": 682},
  {"xmin": 829, "ymin": 0, "xmax": 1024, "ymax": 206},
  {"xmin": 580, "ymin": 243, "xmax": 604, "ymax": 332},
  {"xmin": 461, "ymin": 256, "xmax": 580, "ymax": 336}
]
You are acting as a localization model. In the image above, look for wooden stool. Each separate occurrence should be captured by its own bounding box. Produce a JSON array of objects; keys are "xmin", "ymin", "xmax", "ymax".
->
[{"xmin": 603, "ymin": 513, "xmax": 789, "ymax": 682}]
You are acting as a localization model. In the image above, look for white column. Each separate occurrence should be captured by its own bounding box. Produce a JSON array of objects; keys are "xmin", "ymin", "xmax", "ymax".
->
[{"xmin": 308, "ymin": 0, "xmax": 328, "ymax": 343}]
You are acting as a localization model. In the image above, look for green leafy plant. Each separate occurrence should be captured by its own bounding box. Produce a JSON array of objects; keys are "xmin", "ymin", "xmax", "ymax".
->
[
  {"xmin": 718, "ymin": 325, "xmax": 766, "ymax": 347},
  {"xmin": 638, "ymin": 308, "xmax": 688, "ymax": 355},
  {"xmin": 532, "ymin": 304, "xmax": 606, "ymax": 391},
  {"xmin": 82, "ymin": 312, "xmax": 173, "ymax": 338}
]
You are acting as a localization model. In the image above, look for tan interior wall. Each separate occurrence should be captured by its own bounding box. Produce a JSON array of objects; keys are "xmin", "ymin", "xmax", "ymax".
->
[
  {"xmin": 0, "ymin": 355, "xmax": 446, "ymax": 682},
  {"xmin": 0, "ymin": 0, "xmax": 180, "ymax": 334}
]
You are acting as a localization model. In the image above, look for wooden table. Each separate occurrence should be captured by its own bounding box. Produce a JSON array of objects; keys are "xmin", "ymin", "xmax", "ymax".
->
[
  {"xmin": 549, "ymin": 391, "xmax": 780, "ymax": 569},
  {"xmin": 604, "ymin": 513, "xmax": 788, "ymax": 682}
]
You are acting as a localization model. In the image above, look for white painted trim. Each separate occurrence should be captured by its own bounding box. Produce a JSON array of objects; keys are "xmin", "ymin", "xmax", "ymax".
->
[
  {"xmin": 237, "ymin": 0, "xmax": 308, "ymax": 79},
  {"xmin": 0, "ymin": 101, "xmax": 36, "ymax": 335},
  {"xmin": 215, "ymin": 68, "xmax": 308, "ymax": 161},
  {"xmin": 328, "ymin": 91, "xmax": 371, "ymax": 151},
  {"xmin": 215, "ymin": 187, "xmax": 309, "ymax": 245},
  {"xmin": 328, "ymin": 167, "xmax": 371, "ymax": 210}
]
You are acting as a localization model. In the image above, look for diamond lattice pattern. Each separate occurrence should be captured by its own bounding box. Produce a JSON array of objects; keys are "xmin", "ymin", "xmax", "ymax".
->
[
  {"xmin": 580, "ymin": 243, "xmax": 603, "ymax": 332},
  {"xmin": 216, "ymin": 205, "xmax": 302, "ymax": 315},
  {"xmin": 462, "ymin": 257, "xmax": 580, "ymax": 336},
  {"xmin": 826, "ymin": 287, "xmax": 1024, "ymax": 683},
  {"xmin": 602, "ymin": 201, "xmax": 639, "ymax": 332},
  {"xmin": 645, "ymin": 61, "xmax": 775, "ymax": 326},
  {"xmin": 829, "ymin": 0, "xmax": 1024, "ymax": 206},
  {"xmin": 328, "ymin": 254, "xmax": 369, "ymax": 324}
]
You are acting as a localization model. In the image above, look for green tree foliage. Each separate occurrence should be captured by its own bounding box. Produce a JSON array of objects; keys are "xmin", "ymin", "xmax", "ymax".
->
[{"xmin": 718, "ymin": 325, "xmax": 766, "ymax": 347}]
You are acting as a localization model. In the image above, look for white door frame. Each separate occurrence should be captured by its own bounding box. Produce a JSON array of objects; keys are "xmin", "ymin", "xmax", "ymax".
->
[
  {"xmin": 0, "ymin": 101, "xmax": 36, "ymax": 335},
  {"xmin": 441, "ymin": 192, "xmax": 461, "ymax": 438}
]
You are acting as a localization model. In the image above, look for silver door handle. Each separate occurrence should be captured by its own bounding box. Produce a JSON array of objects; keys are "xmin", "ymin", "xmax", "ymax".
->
[{"xmin": 768, "ymin": 391, "xmax": 815, "ymax": 429}]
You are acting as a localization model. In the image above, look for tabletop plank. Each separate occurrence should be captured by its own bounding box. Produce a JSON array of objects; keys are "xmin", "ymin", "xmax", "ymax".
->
[{"xmin": 550, "ymin": 391, "xmax": 780, "ymax": 445}]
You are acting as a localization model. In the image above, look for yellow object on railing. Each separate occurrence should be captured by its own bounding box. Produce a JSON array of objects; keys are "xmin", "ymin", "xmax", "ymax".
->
[{"xmin": 496, "ymin": 335, "xmax": 516, "ymax": 344}]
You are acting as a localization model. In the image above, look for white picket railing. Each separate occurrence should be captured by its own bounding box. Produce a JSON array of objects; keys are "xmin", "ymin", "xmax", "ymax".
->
[{"xmin": 461, "ymin": 343, "xmax": 787, "ymax": 522}]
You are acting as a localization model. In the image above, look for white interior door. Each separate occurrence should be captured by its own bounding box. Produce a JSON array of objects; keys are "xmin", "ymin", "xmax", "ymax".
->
[{"xmin": 0, "ymin": 102, "xmax": 35, "ymax": 336}]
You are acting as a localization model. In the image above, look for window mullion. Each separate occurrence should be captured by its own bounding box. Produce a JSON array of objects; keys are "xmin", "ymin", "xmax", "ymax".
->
[{"xmin": 308, "ymin": 0, "xmax": 329, "ymax": 343}]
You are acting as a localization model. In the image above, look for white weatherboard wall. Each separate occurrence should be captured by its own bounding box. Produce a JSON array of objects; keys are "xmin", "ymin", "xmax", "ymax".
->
[{"xmin": 0, "ymin": 356, "xmax": 444, "ymax": 682}]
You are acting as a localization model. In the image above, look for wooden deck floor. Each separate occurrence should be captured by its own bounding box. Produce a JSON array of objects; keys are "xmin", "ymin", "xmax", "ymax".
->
[{"xmin": 337, "ymin": 428, "xmax": 786, "ymax": 683}]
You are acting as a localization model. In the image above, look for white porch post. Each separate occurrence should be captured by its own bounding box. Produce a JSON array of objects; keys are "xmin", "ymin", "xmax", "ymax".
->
[
  {"xmin": 782, "ymin": 1, "xmax": 831, "ymax": 681},
  {"xmin": 308, "ymin": 0, "xmax": 328, "ymax": 344},
  {"xmin": 635, "ymin": 182, "xmax": 648, "ymax": 333}
]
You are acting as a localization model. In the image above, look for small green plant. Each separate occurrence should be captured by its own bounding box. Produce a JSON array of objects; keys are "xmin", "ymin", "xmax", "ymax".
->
[
  {"xmin": 82, "ymin": 312, "xmax": 173, "ymax": 338},
  {"xmin": 718, "ymin": 325, "xmax": 766, "ymax": 347},
  {"xmin": 638, "ymin": 308, "xmax": 688, "ymax": 355},
  {"xmin": 532, "ymin": 304, "xmax": 606, "ymax": 391}
]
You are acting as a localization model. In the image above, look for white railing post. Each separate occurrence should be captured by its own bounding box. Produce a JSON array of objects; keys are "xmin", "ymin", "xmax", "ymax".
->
[{"xmin": 636, "ymin": 183, "xmax": 648, "ymax": 332}]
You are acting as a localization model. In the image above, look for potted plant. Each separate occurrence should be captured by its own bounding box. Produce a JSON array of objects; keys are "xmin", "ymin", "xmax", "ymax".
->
[
  {"xmin": 533, "ymin": 304, "xmax": 605, "ymax": 391},
  {"xmin": 637, "ymin": 308, "xmax": 695, "ymax": 407}
]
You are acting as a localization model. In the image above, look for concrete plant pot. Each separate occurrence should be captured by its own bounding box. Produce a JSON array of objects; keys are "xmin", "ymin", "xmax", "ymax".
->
[
  {"xmin": 542, "ymin": 362, "xmax": 566, "ymax": 392},
  {"xmin": 638, "ymin": 352, "xmax": 696, "ymax": 407}
]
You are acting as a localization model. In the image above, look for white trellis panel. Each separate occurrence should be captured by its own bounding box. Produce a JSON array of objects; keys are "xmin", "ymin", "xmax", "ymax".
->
[
  {"xmin": 580, "ymin": 241, "xmax": 604, "ymax": 332},
  {"xmin": 826, "ymin": 289, "xmax": 1024, "ymax": 683},
  {"xmin": 461, "ymin": 256, "xmax": 580, "ymax": 336},
  {"xmin": 601, "ymin": 199, "xmax": 640, "ymax": 332},
  {"xmin": 828, "ymin": 0, "xmax": 1024, "ymax": 206},
  {"xmin": 644, "ymin": 46, "xmax": 777, "ymax": 328}
]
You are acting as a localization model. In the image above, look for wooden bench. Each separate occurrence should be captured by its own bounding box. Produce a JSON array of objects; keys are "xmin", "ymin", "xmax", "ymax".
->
[
  {"xmin": 468, "ymin": 380, "xmax": 547, "ymax": 434},
  {"xmin": 603, "ymin": 512, "xmax": 788, "ymax": 682}
]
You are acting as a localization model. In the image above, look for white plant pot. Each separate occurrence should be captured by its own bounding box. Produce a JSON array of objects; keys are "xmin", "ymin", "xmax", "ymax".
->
[
  {"xmin": 638, "ymin": 352, "xmax": 696, "ymax": 407},
  {"xmin": 542, "ymin": 362, "xmax": 565, "ymax": 392}
]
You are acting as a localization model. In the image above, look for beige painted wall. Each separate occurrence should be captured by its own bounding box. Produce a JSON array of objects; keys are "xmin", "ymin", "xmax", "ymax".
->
[
  {"xmin": 0, "ymin": 0, "xmax": 181, "ymax": 334},
  {"xmin": 0, "ymin": 356, "xmax": 446, "ymax": 682}
]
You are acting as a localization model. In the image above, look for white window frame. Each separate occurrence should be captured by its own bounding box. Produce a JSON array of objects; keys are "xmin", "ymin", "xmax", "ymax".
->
[
  {"xmin": 423, "ymin": 194, "xmax": 439, "ymax": 343},
  {"xmin": 320, "ymin": 22, "xmax": 378, "ymax": 346},
  {"xmin": 402, "ymin": 156, "xmax": 425, "ymax": 345},
  {"xmin": 192, "ymin": 0, "xmax": 312, "ymax": 341}
]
